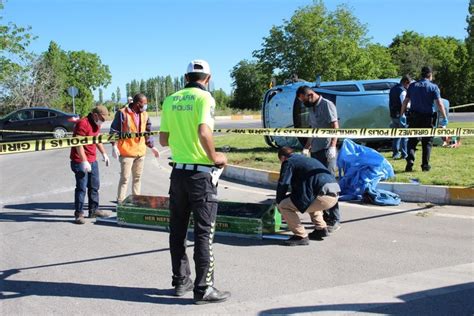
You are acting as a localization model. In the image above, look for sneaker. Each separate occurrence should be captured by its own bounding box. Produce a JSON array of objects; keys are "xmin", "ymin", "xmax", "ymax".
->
[
  {"xmin": 283, "ymin": 235, "xmax": 309, "ymax": 246},
  {"xmin": 89, "ymin": 210, "xmax": 110, "ymax": 218},
  {"xmin": 74, "ymin": 212, "xmax": 86, "ymax": 225},
  {"xmin": 392, "ymin": 153, "xmax": 402, "ymax": 160},
  {"xmin": 194, "ymin": 286, "xmax": 231, "ymax": 305},
  {"xmin": 405, "ymin": 163, "xmax": 413, "ymax": 172},
  {"xmin": 327, "ymin": 222, "xmax": 341, "ymax": 233},
  {"xmin": 421, "ymin": 164, "xmax": 431, "ymax": 172},
  {"xmin": 174, "ymin": 278, "xmax": 193, "ymax": 297},
  {"xmin": 308, "ymin": 228, "xmax": 329, "ymax": 240}
]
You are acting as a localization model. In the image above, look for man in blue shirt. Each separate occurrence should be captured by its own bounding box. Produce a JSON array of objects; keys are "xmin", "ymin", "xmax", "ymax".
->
[
  {"xmin": 276, "ymin": 147, "xmax": 340, "ymax": 246},
  {"xmin": 400, "ymin": 66, "xmax": 448, "ymax": 172}
]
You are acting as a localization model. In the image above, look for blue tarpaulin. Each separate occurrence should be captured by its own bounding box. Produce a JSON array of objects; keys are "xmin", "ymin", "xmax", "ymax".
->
[{"xmin": 337, "ymin": 139, "xmax": 400, "ymax": 205}]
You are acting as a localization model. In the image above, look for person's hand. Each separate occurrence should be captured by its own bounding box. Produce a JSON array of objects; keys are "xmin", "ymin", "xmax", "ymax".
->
[
  {"xmin": 327, "ymin": 146, "xmax": 337, "ymax": 160},
  {"xmin": 112, "ymin": 144, "xmax": 120, "ymax": 159},
  {"xmin": 102, "ymin": 153, "xmax": 110, "ymax": 167},
  {"xmin": 80, "ymin": 161, "xmax": 92, "ymax": 173},
  {"xmin": 302, "ymin": 148, "xmax": 310, "ymax": 157},
  {"xmin": 151, "ymin": 147, "xmax": 160, "ymax": 158},
  {"xmin": 440, "ymin": 117, "xmax": 449, "ymax": 127},
  {"xmin": 213, "ymin": 152, "xmax": 228, "ymax": 167},
  {"xmin": 399, "ymin": 115, "xmax": 407, "ymax": 126}
]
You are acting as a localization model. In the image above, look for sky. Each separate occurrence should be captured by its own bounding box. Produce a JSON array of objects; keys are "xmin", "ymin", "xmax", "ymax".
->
[{"xmin": 3, "ymin": 0, "xmax": 470, "ymax": 101}]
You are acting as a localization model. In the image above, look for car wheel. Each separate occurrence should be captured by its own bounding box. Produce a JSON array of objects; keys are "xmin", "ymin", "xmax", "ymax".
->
[{"xmin": 53, "ymin": 127, "xmax": 67, "ymax": 139}]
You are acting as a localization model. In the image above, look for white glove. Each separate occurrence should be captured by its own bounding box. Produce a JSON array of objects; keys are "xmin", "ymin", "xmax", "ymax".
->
[
  {"xmin": 151, "ymin": 147, "xmax": 160, "ymax": 158},
  {"xmin": 327, "ymin": 146, "xmax": 337, "ymax": 160},
  {"xmin": 302, "ymin": 148, "xmax": 310, "ymax": 157},
  {"xmin": 80, "ymin": 161, "xmax": 92, "ymax": 173},
  {"xmin": 112, "ymin": 144, "xmax": 120, "ymax": 159},
  {"xmin": 102, "ymin": 153, "xmax": 110, "ymax": 167}
]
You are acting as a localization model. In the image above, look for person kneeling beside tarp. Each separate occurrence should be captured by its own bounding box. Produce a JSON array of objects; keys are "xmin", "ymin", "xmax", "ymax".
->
[{"xmin": 337, "ymin": 139, "xmax": 401, "ymax": 206}]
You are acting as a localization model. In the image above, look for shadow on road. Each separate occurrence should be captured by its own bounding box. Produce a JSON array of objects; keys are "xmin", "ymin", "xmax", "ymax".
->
[
  {"xmin": 0, "ymin": 202, "xmax": 116, "ymax": 223},
  {"xmin": 0, "ymin": 269, "xmax": 192, "ymax": 304},
  {"xmin": 0, "ymin": 247, "xmax": 197, "ymax": 305},
  {"xmin": 258, "ymin": 283, "xmax": 474, "ymax": 315}
]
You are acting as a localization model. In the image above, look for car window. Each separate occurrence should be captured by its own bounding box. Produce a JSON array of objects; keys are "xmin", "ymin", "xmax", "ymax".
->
[
  {"xmin": 49, "ymin": 111, "xmax": 57, "ymax": 117},
  {"xmin": 34, "ymin": 110, "xmax": 49, "ymax": 119},
  {"xmin": 362, "ymin": 82, "xmax": 397, "ymax": 91},
  {"xmin": 13, "ymin": 110, "xmax": 34, "ymax": 121},
  {"xmin": 319, "ymin": 84, "xmax": 359, "ymax": 92}
]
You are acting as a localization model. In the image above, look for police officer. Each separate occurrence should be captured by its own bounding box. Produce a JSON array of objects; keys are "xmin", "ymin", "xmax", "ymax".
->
[
  {"xmin": 400, "ymin": 66, "xmax": 448, "ymax": 172},
  {"xmin": 159, "ymin": 59, "xmax": 230, "ymax": 304},
  {"xmin": 389, "ymin": 75, "xmax": 411, "ymax": 159}
]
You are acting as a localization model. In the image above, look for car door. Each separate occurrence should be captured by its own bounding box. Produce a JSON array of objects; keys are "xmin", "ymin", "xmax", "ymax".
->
[
  {"xmin": 32, "ymin": 109, "xmax": 54, "ymax": 137},
  {"xmin": 2, "ymin": 109, "xmax": 35, "ymax": 140}
]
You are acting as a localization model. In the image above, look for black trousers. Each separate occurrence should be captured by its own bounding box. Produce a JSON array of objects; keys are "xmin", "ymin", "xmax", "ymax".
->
[
  {"xmin": 406, "ymin": 113, "xmax": 435, "ymax": 167},
  {"xmin": 311, "ymin": 149, "xmax": 341, "ymax": 225},
  {"xmin": 169, "ymin": 168, "xmax": 218, "ymax": 294}
]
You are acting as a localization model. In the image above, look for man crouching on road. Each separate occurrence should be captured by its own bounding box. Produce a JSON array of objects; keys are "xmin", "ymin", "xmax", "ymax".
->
[
  {"xmin": 276, "ymin": 147, "xmax": 340, "ymax": 246},
  {"xmin": 70, "ymin": 105, "xmax": 111, "ymax": 224}
]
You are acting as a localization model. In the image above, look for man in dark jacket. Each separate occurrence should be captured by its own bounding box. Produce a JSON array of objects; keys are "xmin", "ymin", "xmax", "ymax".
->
[
  {"xmin": 276, "ymin": 147, "xmax": 340, "ymax": 246},
  {"xmin": 389, "ymin": 75, "xmax": 411, "ymax": 159}
]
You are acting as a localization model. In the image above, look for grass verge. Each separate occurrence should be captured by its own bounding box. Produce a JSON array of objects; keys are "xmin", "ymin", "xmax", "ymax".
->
[{"xmin": 214, "ymin": 122, "xmax": 474, "ymax": 187}]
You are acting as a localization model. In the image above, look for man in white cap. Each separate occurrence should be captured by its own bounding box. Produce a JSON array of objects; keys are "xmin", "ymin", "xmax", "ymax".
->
[{"xmin": 159, "ymin": 59, "xmax": 230, "ymax": 304}]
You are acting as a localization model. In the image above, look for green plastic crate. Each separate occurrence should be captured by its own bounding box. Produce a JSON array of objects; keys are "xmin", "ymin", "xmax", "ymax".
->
[{"xmin": 117, "ymin": 195, "xmax": 281, "ymax": 237}]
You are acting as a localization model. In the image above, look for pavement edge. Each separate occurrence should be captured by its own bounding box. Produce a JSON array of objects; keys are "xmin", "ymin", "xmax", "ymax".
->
[{"xmin": 222, "ymin": 164, "xmax": 474, "ymax": 206}]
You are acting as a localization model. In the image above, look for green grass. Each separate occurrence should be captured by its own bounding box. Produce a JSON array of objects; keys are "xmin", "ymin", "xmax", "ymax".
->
[{"xmin": 214, "ymin": 122, "xmax": 474, "ymax": 187}]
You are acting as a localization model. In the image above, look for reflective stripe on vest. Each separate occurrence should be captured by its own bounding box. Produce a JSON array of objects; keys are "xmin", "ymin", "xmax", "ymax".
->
[{"xmin": 118, "ymin": 108, "xmax": 148, "ymax": 157}]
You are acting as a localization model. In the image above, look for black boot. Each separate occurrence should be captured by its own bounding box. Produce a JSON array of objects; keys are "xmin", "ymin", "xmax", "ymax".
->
[{"xmin": 194, "ymin": 287, "xmax": 231, "ymax": 304}]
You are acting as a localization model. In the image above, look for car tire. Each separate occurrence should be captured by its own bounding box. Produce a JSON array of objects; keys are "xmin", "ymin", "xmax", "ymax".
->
[{"xmin": 53, "ymin": 127, "xmax": 67, "ymax": 139}]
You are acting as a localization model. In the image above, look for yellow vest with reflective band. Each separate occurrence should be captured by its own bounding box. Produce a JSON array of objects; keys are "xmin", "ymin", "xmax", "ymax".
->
[{"xmin": 117, "ymin": 107, "xmax": 148, "ymax": 157}]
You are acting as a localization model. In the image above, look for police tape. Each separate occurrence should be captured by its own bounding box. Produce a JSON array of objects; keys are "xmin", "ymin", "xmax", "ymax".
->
[
  {"xmin": 1, "ymin": 128, "xmax": 473, "ymax": 155},
  {"xmin": 449, "ymin": 103, "xmax": 474, "ymax": 110},
  {"xmin": 214, "ymin": 127, "xmax": 474, "ymax": 139},
  {"xmin": 0, "ymin": 132, "xmax": 158, "ymax": 155}
]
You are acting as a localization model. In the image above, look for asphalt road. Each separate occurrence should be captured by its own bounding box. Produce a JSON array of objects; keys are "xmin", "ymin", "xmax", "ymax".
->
[{"xmin": 0, "ymin": 118, "xmax": 473, "ymax": 315}]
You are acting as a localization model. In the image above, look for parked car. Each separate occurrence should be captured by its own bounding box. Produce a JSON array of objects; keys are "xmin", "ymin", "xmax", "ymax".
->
[
  {"xmin": 261, "ymin": 78, "xmax": 450, "ymax": 148},
  {"xmin": 0, "ymin": 107, "xmax": 79, "ymax": 142}
]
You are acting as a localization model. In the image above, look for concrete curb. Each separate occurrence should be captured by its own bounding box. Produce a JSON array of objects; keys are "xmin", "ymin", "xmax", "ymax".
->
[{"xmin": 222, "ymin": 164, "xmax": 474, "ymax": 206}]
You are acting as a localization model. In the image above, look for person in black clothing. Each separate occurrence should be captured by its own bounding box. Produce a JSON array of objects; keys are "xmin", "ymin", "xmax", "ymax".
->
[
  {"xmin": 276, "ymin": 147, "xmax": 341, "ymax": 246},
  {"xmin": 389, "ymin": 75, "xmax": 411, "ymax": 159},
  {"xmin": 400, "ymin": 66, "xmax": 448, "ymax": 172}
]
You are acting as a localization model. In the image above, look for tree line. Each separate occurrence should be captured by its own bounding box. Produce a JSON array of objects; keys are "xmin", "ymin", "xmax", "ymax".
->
[
  {"xmin": 1, "ymin": 1, "xmax": 472, "ymax": 116},
  {"xmin": 230, "ymin": 1, "xmax": 474, "ymax": 111}
]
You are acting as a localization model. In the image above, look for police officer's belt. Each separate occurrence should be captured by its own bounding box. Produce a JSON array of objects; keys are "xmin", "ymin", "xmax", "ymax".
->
[{"xmin": 172, "ymin": 163, "xmax": 214, "ymax": 173}]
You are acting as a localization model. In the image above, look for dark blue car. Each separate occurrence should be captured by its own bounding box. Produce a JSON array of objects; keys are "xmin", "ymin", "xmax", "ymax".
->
[{"xmin": 0, "ymin": 107, "xmax": 79, "ymax": 142}]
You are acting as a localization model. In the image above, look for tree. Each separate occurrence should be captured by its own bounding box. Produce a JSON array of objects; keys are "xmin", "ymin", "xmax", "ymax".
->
[
  {"xmin": 42, "ymin": 41, "xmax": 68, "ymax": 108},
  {"xmin": 125, "ymin": 83, "xmax": 131, "ymax": 98},
  {"xmin": 389, "ymin": 32, "xmax": 468, "ymax": 105},
  {"xmin": 111, "ymin": 92, "xmax": 116, "ymax": 103},
  {"xmin": 213, "ymin": 88, "xmax": 230, "ymax": 110},
  {"xmin": 463, "ymin": 0, "xmax": 474, "ymax": 107},
  {"xmin": 99, "ymin": 88, "xmax": 103, "ymax": 104},
  {"xmin": 230, "ymin": 60, "xmax": 269, "ymax": 110},
  {"xmin": 389, "ymin": 31, "xmax": 432, "ymax": 77},
  {"xmin": 130, "ymin": 80, "xmax": 139, "ymax": 96},
  {"xmin": 116, "ymin": 86, "xmax": 121, "ymax": 103},
  {"xmin": 139, "ymin": 79, "xmax": 146, "ymax": 94},
  {"xmin": 0, "ymin": 3, "xmax": 36, "ymax": 82},
  {"xmin": 253, "ymin": 1, "xmax": 373, "ymax": 83},
  {"xmin": 0, "ymin": 55, "xmax": 62, "ymax": 111},
  {"xmin": 65, "ymin": 50, "xmax": 111, "ymax": 115},
  {"xmin": 364, "ymin": 44, "xmax": 398, "ymax": 78}
]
